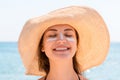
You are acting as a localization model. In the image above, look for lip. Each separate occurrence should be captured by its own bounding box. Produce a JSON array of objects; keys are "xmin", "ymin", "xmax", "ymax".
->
[
  {"xmin": 53, "ymin": 48, "xmax": 70, "ymax": 51},
  {"xmin": 53, "ymin": 46, "xmax": 71, "ymax": 52}
]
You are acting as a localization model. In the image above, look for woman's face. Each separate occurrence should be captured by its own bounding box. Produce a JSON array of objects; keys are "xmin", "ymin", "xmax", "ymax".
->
[{"xmin": 42, "ymin": 24, "xmax": 77, "ymax": 61}]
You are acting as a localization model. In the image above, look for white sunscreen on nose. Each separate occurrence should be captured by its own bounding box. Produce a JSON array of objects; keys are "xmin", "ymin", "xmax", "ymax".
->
[
  {"xmin": 60, "ymin": 32, "xmax": 76, "ymax": 42},
  {"xmin": 60, "ymin": 33, "xmax": 64, "ymax": 40}
]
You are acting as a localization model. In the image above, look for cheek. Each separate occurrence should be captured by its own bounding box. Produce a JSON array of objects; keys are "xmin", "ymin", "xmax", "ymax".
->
[
  {"xmin": 43, "ymin": 42, "xmax": 52, "ymax": 57},
  {"xmin": 70, "ymin": 38, "xmax": 77, "ymax": 51},
  {"xmin": 67, "ymin": 37, "xmax": 77, "ymax": 44},
  {"xmin": 46, "ymin": 37, "xmax": 57, "ymax": 42},
  {"xmin": 72, "ymin": 42, "xmax": 77, "ymax": 51},
  {"xmin": 44, "ymin": 42, "xmax": 51, "ymax": 50},
  {"xmin": 43, "ymin": 37, "xmax": 56, "ymax": 49},
  {"xmin": 43, "ymin": 39, "xmax": 54, "ymax": 53},
  {"xmin": 66, "ymin": 37, "xmax": 76, "ymax": 42}
]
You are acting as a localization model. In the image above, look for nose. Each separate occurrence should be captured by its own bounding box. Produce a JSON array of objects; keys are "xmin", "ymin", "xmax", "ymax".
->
[
  {"xmin": 56, "ymin": 33, "xmax": 67, "ymax": 43},
  {"xmin": 59, "ymin": 33, "xmax": 64, "ymax": 40}
]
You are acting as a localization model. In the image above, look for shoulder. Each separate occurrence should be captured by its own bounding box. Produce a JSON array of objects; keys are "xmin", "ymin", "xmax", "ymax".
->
[
  {"xmin": 78, "ymin": 74, "xmax": 88, "ymax": 80},
  {"xmin": 38, "ymin": 76, "xmax": 45, "ymax": 80}
]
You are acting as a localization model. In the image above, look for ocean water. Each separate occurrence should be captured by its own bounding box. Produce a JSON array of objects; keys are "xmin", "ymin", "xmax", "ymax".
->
[{"xmin": 0, "ymin": 42, "xmax": 120, "ymax": 80}]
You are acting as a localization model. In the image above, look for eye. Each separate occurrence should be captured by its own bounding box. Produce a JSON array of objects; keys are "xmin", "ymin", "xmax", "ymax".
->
[
  {"xmin": 64, "ymin": 34, "xmax": 73, "ymax": 37},
  {"xmin": 48, "ymin": 34, "xmax": 57, "ymax": 38}
]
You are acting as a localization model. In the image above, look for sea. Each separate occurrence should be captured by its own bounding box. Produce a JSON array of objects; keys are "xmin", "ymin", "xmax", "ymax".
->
[{"xmin": 0, "ymin": 42, "xmax": 120, "ymax": 80}]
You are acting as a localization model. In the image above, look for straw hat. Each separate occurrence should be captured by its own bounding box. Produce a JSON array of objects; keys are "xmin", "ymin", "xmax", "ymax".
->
[{"xmin": 18, "ymin": 6, "xmax": 110, "ymax": 76}]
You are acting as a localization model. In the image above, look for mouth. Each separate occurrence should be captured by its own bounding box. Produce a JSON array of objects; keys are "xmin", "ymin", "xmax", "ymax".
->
[{"xmin": 53, "ymin": 47, "xmax": 70, "ymax": 51}]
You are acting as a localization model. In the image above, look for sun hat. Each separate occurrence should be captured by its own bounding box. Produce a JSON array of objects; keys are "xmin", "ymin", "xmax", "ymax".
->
[{"xmin": 18, "ymin": 6, "xmax": 110, "ymax": 76}]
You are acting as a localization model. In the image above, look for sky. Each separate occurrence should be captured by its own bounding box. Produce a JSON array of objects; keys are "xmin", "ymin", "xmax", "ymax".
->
[{"xmin": 0, "ymin": 0, "xmax": 120, "ymax": 42}]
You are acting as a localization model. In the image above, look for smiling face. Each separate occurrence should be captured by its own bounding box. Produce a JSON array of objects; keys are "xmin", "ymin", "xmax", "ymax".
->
[{"xmin": 42, "ymin": 24, "xmax": 77, "ymax": 61}]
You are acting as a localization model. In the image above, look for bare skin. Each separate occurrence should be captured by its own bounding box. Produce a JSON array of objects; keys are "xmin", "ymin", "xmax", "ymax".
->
[
  {"xmin": 38, "ymin": 74, "xmax": 87, "ymax": 80},
  {"xmin": 39, "ymin": 24, "xmax": 87, "ymax": 80}
]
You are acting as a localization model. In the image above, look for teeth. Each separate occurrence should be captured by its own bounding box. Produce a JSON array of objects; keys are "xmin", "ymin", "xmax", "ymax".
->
[{"xmin": 55, "ymin": 48, "xmax": 68, "ymax": 50}]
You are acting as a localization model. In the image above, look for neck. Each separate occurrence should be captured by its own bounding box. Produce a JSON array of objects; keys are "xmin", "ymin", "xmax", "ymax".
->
[{"xmin": 46, "ymin": 59, "xmax": 78, "ymax": 80}]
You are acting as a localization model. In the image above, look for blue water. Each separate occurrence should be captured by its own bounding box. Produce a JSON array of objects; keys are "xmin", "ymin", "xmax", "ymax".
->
[{"xmin": 0, "ymin": 42, "xmax": 120, "ymax": 80}]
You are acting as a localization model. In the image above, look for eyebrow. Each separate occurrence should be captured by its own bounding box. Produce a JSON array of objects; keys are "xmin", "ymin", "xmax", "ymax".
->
[
  {"xmin": 47, "ymin": 29, "xmax": 57, "ymax": 31},
  {"xmin": 47, "ymin": 28, "xmax": 74, "ymax": 32},
  {"xmin": 64, "ymin": 28, "xmax": 74, "ymax": 31}
]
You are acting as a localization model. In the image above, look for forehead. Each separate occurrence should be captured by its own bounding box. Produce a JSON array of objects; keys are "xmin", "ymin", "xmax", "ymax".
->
[{"xmin": 46, "ymin": 24, "xmax": 75, "ymax": 32}]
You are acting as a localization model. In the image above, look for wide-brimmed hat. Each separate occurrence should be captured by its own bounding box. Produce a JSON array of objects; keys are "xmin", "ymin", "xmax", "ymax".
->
[{"xmin": 18, "ymin": 6, "xmax": 110, "ymax": 76}]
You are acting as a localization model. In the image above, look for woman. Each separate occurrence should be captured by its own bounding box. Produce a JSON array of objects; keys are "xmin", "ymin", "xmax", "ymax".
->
[{"xmin": 18, "ymin": 6, "xmax": 110, "ymax": 80}]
